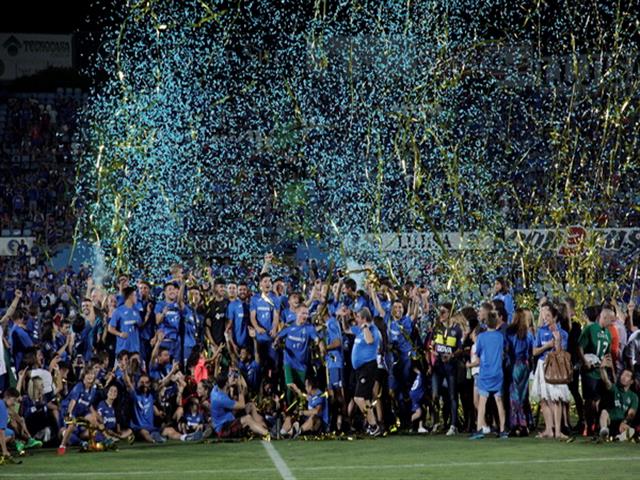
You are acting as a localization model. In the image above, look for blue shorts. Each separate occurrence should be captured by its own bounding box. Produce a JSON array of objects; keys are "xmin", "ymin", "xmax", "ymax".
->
[
  {"xmin": 328, "ymin": 368, "xmax": 343, "ymax": 390},
  {"xmin": 410, "ymin": 390, "xmax": 424, "ymax": 413},
  {"xmin": 476, "ymin": 375, "xmax": 503, "ymax": 398},
  {"xmin": 2, "ymin": 428, "xmax": 14, "ymax": 438},
  {"xmin": 477, "ymin": 388, "xmax": 503, "ymax": 398}
]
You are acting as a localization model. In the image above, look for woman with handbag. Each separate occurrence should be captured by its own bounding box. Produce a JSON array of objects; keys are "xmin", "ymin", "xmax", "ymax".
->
[{"xmin": 531, "ymin": 303, "xmax": 571, "ymax": 439}]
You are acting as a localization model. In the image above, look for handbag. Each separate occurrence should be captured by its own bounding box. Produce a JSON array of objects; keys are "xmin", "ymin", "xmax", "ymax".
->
[{"xmin": 543, "ymin": 350, "xmax": 573, "ymax": 385}]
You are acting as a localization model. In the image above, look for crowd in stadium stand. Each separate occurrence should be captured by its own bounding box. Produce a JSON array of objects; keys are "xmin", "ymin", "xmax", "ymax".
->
[
  {"xmin": 0, "ymin": 90, "xmax": 79, "ymax": 246},
  {"xmin": 0, "ymin": 93, "xmax": 638, "ymax": 462}
]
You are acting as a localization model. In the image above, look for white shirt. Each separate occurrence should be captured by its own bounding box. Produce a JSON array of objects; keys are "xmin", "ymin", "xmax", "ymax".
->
[
  {"xmin": 29, "ymin": 368, "xmax": 55, "ymax": 395},
  {"xmin": 0, "ymin": 326, "xmax": 6, "ymax": 376}
]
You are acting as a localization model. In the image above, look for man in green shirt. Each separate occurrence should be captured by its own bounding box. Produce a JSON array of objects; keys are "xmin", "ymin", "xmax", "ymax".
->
[
  {"xmin": 578, "ymin": 305, "xmax": 614, "ymax": 433},
  {"xmin": 599, "ymin": 354, "xmax": 638, "ymax": 441}
]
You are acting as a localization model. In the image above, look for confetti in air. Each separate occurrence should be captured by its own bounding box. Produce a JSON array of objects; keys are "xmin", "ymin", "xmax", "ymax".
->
[{"xmin": 75, "ymin": 0, "xmax": 640, "ymax": 308}]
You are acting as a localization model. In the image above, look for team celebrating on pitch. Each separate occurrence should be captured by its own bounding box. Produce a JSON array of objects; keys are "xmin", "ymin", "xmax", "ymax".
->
[{"xmin": 0, "ymin": 255, "xmax": 638, "ymax": 465}]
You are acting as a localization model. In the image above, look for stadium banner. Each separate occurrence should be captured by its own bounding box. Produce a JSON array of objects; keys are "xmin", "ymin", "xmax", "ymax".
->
[
  {"xmin": 362, "ymin": 227, "xmax": 640, "ymax": 254},
  {"xmin": 0, "ymin": 33, "xmax": 73, "ymax": 80},
  {"xmin": 0, "ymin": 237, "xmax": 34, "ymax": 256}
]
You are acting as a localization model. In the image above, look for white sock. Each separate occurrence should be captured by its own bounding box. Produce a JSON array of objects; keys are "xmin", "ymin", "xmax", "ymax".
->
[{"xmin": 180, "ymin": 434, "xmax": 187, "ymax": 441}]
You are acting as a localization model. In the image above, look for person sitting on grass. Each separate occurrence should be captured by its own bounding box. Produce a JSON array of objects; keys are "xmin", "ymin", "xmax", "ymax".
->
[
  {"xmin": 0, "ymin": 388, "xmax": 22, "ymax": 461},
  {"xmin": 280, "ymin": 376, "xmax": 329, "ymax": 438},
  {"xmin": 598, "ymin": 354, "xmax": 638, "ymax": 441},
  {"xmin": 96, "ymin": 383, "xmax": 134, "ymax": 446},
  {"xmin": 178, "ymin": 397, "xmax": 208, "ymax": 436},
  {"xmin": 209, "ymin": 371, "xmax": 270, "ymax": 440},
  {"xmin": 19, "ymin": 375, "xmax": 55, "ymax": 445},
  {"xmin": 123, "ymin": 369, "xmax": 202, "ymax": 444},
  {"xmin": 469, "ymin": 312, "xmax": 508, "ymax": 440}
]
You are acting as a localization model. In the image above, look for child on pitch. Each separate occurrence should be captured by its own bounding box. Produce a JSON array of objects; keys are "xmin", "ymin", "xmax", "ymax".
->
[
  {"xmin": 469, "ymin": 312, "xmax": 508, "ymax": 440},
  {"xmin": 409, "ymin": 363, "xmax": 428, "ymax": 433},
  {"xmin": 178, "ymin": 397, "xmax": 207, "ymax": 436},
  {"xmin": 235, "ymin": 327, "xmax": 261, "ymax": 396},
  {"xmin": 280, "ymin": 376, "xmax": 329, "ymax": 438}
]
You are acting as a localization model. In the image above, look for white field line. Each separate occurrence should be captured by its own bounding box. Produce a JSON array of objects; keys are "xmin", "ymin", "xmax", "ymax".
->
[
  {"xmin": 262, "ymin": 440, "xmax": 297, "ymax": 480},
  {"xmin": 5, "ymin": 455, "xmax": 640, "ymax": 477}
]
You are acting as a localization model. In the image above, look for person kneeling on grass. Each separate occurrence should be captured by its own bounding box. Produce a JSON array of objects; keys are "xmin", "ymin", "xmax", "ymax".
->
[
  {"xmin": 209, "ymin": 372, "xmax": 270, "ymax": 440},
  {"xmin": 123, "ymin": 371, "xmax": 202, "ymax": 444},
  {"xmin": 57, "ymin": 370, "xmax": 100, "ymax": 455},
  {"xmin": 468, "ymin": 312, "xmax": 508, "ymax": 440},
  {"xmin": 280, "ymin": 376, "xmax": 329, "ymax": 438},
  {"xmin": 598, "ymin": 354, "xmax": 638, "ymax": 442}
]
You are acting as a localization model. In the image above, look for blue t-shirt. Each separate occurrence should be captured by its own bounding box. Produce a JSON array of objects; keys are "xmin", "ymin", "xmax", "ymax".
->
[
  {"xmin": 10, "ymin": 325, "xmax": 34, "ymax": 370},
  {"xmin": 130, "ymin": 390, "xmax": 155, "ymax": 430},
  {"xmin": 0, "ymin": 399, "xmax": 8, "ymax": 430},
  {"xmin": 53, "ymin": 332, "xmax": 69, "ymax": 362},
  {"xmin": 277, "ymin": 323, "xmax": 319, "ymax": 371},
  {"xmin": 138, "ymin": 298, "xmax": 156, "ymax": 341},
  {"xmin": 475, "ymin": 330, "xmax": 505, "ymax": 393},
  {"xmin": 250, "ymin": 293, "xmax": 280, "ymax": 342},
  {"xmin": 155, "ymin": 301, "xmax": 182, "ymax": 344},
  {"xmin": 97, "ymin": 400, "xmax": 117, "ymax": 430},
  {"xmin": 66, "ymin": 382, "xmax": 98, "ymax": 418},
  {"xmin": 508, "ymin": 331, "xmax": 534, "ymax": 362},
  {"xmin": 185, "ymin": 411, "xmax": 204, "ymax": 430},
  {"xmin": 209, "ymin": 386, "xmax": 236, "ymax": 432},
  {"xmin": 494, "ymin": 292, "xmax": 515, "ymax": 324},
  {"xmin": 183, "ymin": 306, "xmax": 199, "ymax": 350},
  {"xmin": 534, "ymin": 324, "xmax": 568, "ymax": 361},
  {"xmin": 409, "ymin": 372, "xmax": 425, "ymax": 406},
  {"xmin": 351, "ymin": 323, "xmax": 382, "ymax": 369},
  {"xmin": 389, "ymin": 316, "xmax": 414, "ymax": 356},
  {"xmin": 379, "ymin": 298, "xmax": 392, "ymax": 318},
  {"xmin": 227, "ymin": 299, "xmax": 249, "ymax": 348},
  {"xmin": 109, "ymin": 304, "xmax": 142, "ymax": 354},
  {"xmin": 353, "ymin": 295, "xmax": 370, "ymax": 313},
  {"xmin": 307, "ymin": 389, "xmax": 329, "ymax": 426},
  {"xmin": 281, "ymin": 308, "xmax": 297, "ymax": 325},
  {"xmin": 21, "ymin": 396, "xmax": 48, "ymax": 420},
  {"xmin": 238, "ymin": 359, "xmax": 260, "ymax": 392},
  {"xmin": 324, "ymin": 316, "xmax": 343, "ymax": 369},
  {"xmin": 149, "ymin": 361, "xmax": 172, "ymax": 382}
]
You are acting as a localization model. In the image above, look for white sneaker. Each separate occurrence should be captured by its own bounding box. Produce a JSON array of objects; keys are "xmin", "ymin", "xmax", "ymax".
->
[
  {"xmin": 599, "ymin": 427, "xmax": 609, "ymax": 440},
  {"xmin": 292, "ymin": 421, "xmax": 301, "ymax": 439},
  {"xmin": 417, "ymin": 426, "xmax": 428, "ymax": 434},
  {"xmin": 615, "ymin": 429, "xmax": 632, "ymax": 442},
  {"xmin": 446, "ymin": 426, "xmax": 457, "ymax": 436}
]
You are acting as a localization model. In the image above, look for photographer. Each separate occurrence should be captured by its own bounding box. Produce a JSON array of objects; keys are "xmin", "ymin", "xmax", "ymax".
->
[{"xmin": 209, "ymin": 370, "xmax": 269, "ymax": 439}]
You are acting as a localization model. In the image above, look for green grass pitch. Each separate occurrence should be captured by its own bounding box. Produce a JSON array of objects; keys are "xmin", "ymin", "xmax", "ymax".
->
[{"xmin": 2, "ymin": 436, "xmax": 639, "ymax": 480}]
